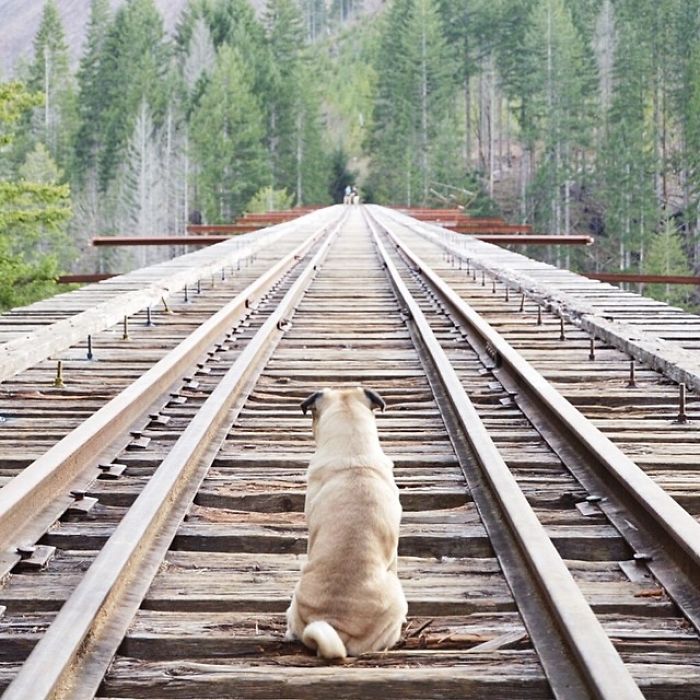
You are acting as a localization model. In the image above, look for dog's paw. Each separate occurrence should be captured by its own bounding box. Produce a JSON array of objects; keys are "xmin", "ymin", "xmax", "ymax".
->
[{"xmin": 284, "ymin": 628, "xmax": 298, "ymax": 642}]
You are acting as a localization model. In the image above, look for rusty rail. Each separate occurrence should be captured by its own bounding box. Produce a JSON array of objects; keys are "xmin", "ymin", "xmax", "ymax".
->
[
  {"xmin": 366, "ymin": 208, "xmax": 643, "ymax": 700},
  {"xmin": 370, "ymin": 205, "xmax": 700, "ymax": 630}
]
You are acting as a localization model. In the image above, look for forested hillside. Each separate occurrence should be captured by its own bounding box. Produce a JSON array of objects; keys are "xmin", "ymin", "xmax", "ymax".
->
[{"xmin": 1, "ymin": 0, "xmax": 699, "ymax": 311}]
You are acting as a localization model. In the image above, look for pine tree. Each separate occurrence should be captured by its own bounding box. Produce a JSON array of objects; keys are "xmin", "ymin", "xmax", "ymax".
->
[
  {"xmin": 264, "ymin": 0, "xmax": 306, "ymax": 193},
  {"xmin": 27, "ymin": 0, "xmax": 77, "ymax": 171},
  {"xmin": 644, "ymin": 219, "xmax": 694, "ymax": 305},
  {"xmin": 190, "ymin": 45, "xmax": 268, "ymax": 220},
  {"xmin": 0, "ymin": 81, "xmax": 72, "ymax": 310},
  {"xmin": 521, "ymin": 0, "xmax": 595, "ymax": 267},
  {"xmin": 74, "ymin": 0, "xmax": 112, "ymax": 183},
  {"xmin": 368, "ymin": 0, "xmax": 456, "ymax": 205},
  {"xmin": 96, "ymin": 0, "xmax": 171, "ymax": 190}
]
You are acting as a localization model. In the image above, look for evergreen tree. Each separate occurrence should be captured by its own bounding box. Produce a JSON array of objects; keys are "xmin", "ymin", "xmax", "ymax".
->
[
  {"xmin": 26, "ymin": 0, "xmax": 77, "ymax": 172},
  {"xmin": 74, "ymin": 0, "xmax": 112, "ymax": 183},
  {"xmin": 264, "ymin": 0, "xmax": 307, "ymax": 194},
  {"xmin": 523, "ymin": 0, "xmax": 594, "ymax": 251},
  {"xmin": 368, "ymin": 0, "xmax": 456, "ymax": 205},
  {"xmin": 0, "ymin": 81, "xmax": 72, "ymax": 310},
  {"xmin": 644, "ymin": 219, "xmax": 694, "ymax": 305},
  {"xmin": 190, "ymin": 45, "xmax": 268, "ymax": 220},
  {"xmin": 95, "ymin": 0, "xmax": 171, "ymax": 190}
]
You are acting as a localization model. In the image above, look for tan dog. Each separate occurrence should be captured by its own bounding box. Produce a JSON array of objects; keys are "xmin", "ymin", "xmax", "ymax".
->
[{"xmin": 285, "ymin": 387, "xmax": 407, "ymax": 659}]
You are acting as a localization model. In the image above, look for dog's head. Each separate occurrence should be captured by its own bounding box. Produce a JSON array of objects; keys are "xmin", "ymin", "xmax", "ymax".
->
[{"xmin": 300, "ymin": 387, "xmax": 385, "ymax": 440}]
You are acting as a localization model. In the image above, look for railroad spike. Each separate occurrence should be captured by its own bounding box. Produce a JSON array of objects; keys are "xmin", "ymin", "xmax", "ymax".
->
[
  {"xmin": 675, "ymin": 383, "xmax": 689, "ymax": 424},
  {"xmin": 53, "ymin": 360, "xmax": 65, "ymax": 388}
]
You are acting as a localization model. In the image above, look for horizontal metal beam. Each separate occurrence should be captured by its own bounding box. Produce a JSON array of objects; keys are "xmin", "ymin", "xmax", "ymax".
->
[
  {"xmin": 57, "ymin": 273, "xmax": 115, "ymax": 284},
  {"xmin": 587, "ymin": 272, "xmax": 700, "ymax": 285},
  {"xmin": 472, "ymin": 234, "xmax": 594, "ymax": 245},
  {"xmin": 92, "ymin": 235, "xmax": 233, "ymax": 245},
  {"xmin": 94, "ymin": 233, "xmax": 595, "ymax": 247}
]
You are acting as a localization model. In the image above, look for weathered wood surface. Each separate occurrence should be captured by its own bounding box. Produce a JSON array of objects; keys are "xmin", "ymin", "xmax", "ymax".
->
[
  {"xmin": 3, "ymin": 208, "xmax": 700, "ymax": 697},
  {"xmin": 387, "ymin": 216, "xmax": 700, "ymax": 519},
  {"xmin": 0, "ymin": 210, "xmax": 336, "ymax": 382},
  {"xmin": 382, "ymin": 206, "xmax": 700, "ymax": 391}
]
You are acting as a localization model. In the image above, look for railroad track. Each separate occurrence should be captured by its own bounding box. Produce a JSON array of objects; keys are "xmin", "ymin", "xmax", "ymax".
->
[{"xmin": 1, "ymin": 206, "xmax": 699, "ymax": 698}]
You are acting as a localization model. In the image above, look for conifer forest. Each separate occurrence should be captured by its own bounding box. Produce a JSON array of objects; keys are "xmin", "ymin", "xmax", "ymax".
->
[{"xmin": 1, "ymin": 0, "xmax": 699, "ymax": 310}]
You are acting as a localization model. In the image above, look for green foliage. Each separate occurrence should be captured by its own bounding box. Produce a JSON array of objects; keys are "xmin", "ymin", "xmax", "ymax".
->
[
  {"xmin": 0, "ymin": 82, "xmax": 43, "ymax": 149},
  {"xmin": 245, "ymin": 186, "xmax": 294, "ymax": 213},
  {"xmin": 190, "ymin": 45, "xmax": 268, "ymax": 220},
  {"xmin": 644, "ymin": 220, "xmax": 694, "ymax": 305},
  {"xmin": 26, "ymin": 0, "xmax": 78, "ymax": 171},
  {"xmin": 0, "ymin": 80, "xmax": 72, "ymax": 311},
  {"xmin": 94, "ymin": 0, "xmax": 171, "ymax": 189},
  {"xmin": 367, "ymin": 0, "xmax": 458, "ymax": 205}
]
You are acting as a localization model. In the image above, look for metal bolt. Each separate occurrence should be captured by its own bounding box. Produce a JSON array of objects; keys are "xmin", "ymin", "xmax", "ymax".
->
[
  {"xmin": 184, "ymin": 284, "xmax": 189, "ymax": 303},
  {"xmin": 505, "ymin": 286, "xmax": 510, "ymax": 302},
  {"xmin": 197, "ymin": 279, "xmax": 201, "ymax": 294},
  {"xmin": 519, "ymin": 293, "xmax": 525, "ymax": 312},
  {"xmin": 16, "ymin": 545, "xmax": 36, "ymax": 559},
  {"xmin": 559, "ymin": 316, "xmax": 566, "ymax": 341},
  {"xmin": 481, "ymin": 271, "xmax": 486, "ymax": 287},
  {"xmin": 627, "ymin": 360, "xmax": 636, "ymax": 388},
  {"xmin": 466, "ymin": 259, "xmax": 470, "ymax": 274},
  {"xmin": 536, "ymin": 305, "xmax": 542, "ymax": 326},
  {"xmin": 86, "ymin": 335, "xmax": 94, "ymax": 361},
  {"xmin": 146, "ymin": 307, "xmax": 153, "ymax": 327},
  {"xmin": 589, "ymin": 337, "xmax": 595, "ymax": 361},
  {"xmin": 53, "ymin": 361, "xmax": 65, "ymax": 388},
  {"xmin": 221, "ymin": 267, "xmax": 226, "ymax": 281},
  {"xmin": 492, "ymin": 279, "xmax": 497, "ymax": 294},
  {"xmin": 675, "ymin": 383, "xmax": 689, "ymax": 424},
  {"xmin": 122, "ymin": 315, "xmax": 129, "ymax": 340}
]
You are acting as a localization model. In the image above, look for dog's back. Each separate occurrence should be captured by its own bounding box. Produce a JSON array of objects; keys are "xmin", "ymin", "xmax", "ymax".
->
[{"xmin": 286, "ymin": 388, "xmax": 407, "ymax": 658}]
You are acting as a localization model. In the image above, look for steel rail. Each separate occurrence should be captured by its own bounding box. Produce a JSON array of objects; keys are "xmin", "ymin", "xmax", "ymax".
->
[
  {"xmin": 2, "ymin": 212, "xmax": 345, "ymax": 700},
  {"xmin": 378, "ymin": 206, "xmax": 700, "ymax": 396},
  {"xmin": 0, "ymin": 212, "xmax": 341, "ymax": 576},
  {"xmin": 366, "ymin": 210, "xmax": 644, "ymax": 700},
  {"xmin": 371, "ymin": 207, "xmax": 700, "ymax": 628},
  {"xmin": 0, "ymin": 207, "xmax": 338, "ymax": 384}
]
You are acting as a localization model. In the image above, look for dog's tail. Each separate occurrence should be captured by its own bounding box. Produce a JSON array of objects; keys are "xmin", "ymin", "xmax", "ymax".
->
[{"xmin": 302, "ymin": 620, "xmax": 347, "ymax": 659}]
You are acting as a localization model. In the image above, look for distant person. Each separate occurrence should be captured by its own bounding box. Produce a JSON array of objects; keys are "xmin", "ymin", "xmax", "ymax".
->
[
  {"xmin": 343, "ymin": 185, "xmax": 352, "ymax": 204},
  {"xmin": 351, "ymin": 185, "xmax": 360, "ymax": 204}
]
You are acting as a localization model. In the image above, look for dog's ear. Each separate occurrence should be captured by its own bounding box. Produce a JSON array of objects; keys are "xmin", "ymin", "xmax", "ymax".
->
[
  {"xmin": 300, "ymin": 391, "xmax": 324, "ymax": 415},
  {"xmin": 364, "ymin": 388, "xmax": 386, "ymax": 413}
]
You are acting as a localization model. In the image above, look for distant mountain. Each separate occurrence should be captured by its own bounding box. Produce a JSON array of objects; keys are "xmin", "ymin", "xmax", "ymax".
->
[
  {"xmin": 0, "ymin": 0, "xmax": 187, "ymax": 76},
  {"xmin": 0, "ymin": 0, "xmax": 382, "ymax": 78}
]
